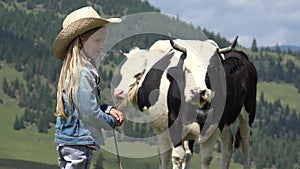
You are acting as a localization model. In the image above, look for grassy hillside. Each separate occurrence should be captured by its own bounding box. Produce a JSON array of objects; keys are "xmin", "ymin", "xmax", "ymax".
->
[
  {"xmin": 0, "ymin": 62, "xmax": 58, "ymax": 166},
  {"xmin": 258, "ymin": 81, "xmax": 300, "ymax": 113}
]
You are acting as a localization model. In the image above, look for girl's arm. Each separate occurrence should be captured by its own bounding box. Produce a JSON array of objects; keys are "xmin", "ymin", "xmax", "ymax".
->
[{"xmin": 74, "ymin": 68, "xmax": 117, "ymax": 130}]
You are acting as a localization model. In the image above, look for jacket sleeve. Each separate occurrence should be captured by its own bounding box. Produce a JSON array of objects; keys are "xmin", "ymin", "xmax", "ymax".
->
[
  {"xmin": 74, "ymin": 68, "xmax": 117, "ymax": 130},
  {"xmin": 100, "ymin": 104, "xmax": 114, "ymax": 114}
]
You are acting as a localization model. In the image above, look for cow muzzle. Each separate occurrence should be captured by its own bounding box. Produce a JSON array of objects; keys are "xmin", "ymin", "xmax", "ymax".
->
[
  {"xmin": 189, "ymin": 88, "xmax": 214, "ymax": 108},
  {"xmin": 114, "ymin": 88, "xmax": 126, "ymax": 100},
  {"xmin": 113, "ymin": 88, "xmax": 130, "ymax": 110}
]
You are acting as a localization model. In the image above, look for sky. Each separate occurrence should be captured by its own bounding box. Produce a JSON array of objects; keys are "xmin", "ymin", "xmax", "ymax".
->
[{"xmin": 146, "ymin": 0, "xmax": 300, "ymax": 48}]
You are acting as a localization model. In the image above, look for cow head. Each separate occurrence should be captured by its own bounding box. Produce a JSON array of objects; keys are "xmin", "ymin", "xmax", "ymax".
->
[
  {"xmin": 188, "ymin": 37, "xmax": 238, "ymax": 109},
  {"xmin": 113, "ymin": 48, "xmax": 148, "ymax": 110},
  {"xmin": 113, "ymin": 40, "xmax": 180, "ymax": 111},
  {"xmin": 167, "ymin": 38, "xmax": 218, "ymax": 109}
]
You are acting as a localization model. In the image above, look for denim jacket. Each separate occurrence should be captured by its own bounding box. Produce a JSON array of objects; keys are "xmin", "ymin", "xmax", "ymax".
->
[{"xmin": 55, "ymin": 62, "xmax": 117, "ymax": 146}]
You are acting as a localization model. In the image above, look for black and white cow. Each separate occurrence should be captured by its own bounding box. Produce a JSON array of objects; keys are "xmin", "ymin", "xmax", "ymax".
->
[
  {"xmin": 113, "ymin": 36, "xmax": 257, "ymax": 169},
  {"xmin": 166, "ymin": 37, "xmax": 257, "ymax": 169},
  {"xmin": 114, "ymin": 38, "xmax": 218, "ymax": 169},
  {"xmin": 197, "ymin": 47, "xmax": 257, "ymax": 169}
]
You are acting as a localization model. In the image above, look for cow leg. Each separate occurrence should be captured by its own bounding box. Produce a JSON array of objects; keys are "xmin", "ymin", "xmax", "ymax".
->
[
  {"xmin": 182, "ymin": 140, "xmax": 194, "ymax": 169},
  {"xmin": 238, "ymin": 107, "xmax": 251, "ymax": 169},
  {"xmin": 200, "ymin": 128, "xmax": 220, "ymax": 169},
  {"xmin": 168, "ymin": 107, "xmax": 185, "ymax": 169},
  {"xmin": 169, "ymin": 120, "xmax": 185, "ymax": 169},
  {"xmin": 172, "ymin": 145, "xmax": 185, "ymax": 169},
  {"xmin": 157, "ymin": 132, "xmax": 172, "ymax": 169},
  {"xmin": 220, "ymin": 125, "xmax": 233, "ymax": 169}
]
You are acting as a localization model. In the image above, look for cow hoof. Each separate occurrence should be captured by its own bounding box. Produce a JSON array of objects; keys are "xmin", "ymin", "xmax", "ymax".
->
[{"xmin": 172, "ymin": 146, "xmax": 186, "ymax": 167}]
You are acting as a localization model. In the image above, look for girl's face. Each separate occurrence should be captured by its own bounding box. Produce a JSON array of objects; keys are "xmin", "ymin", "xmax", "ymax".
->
[{"xmin": 82, "ymin": 27, "xmax": 107, "ymax": 61}]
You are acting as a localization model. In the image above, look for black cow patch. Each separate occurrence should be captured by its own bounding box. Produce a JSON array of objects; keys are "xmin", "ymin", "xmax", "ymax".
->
[
  {"xmin": 137, "ymin": 51, "xmax": 175, "ymax": 111},
  {"xmin": 166, "ymin": 53, "xmax": 199, "ymax": 147}
]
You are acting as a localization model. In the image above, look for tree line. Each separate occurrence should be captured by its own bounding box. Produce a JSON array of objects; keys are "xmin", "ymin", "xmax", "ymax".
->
[{"xmin": 251, "ymin": 51, "xmax": 300, "ymax": 92}]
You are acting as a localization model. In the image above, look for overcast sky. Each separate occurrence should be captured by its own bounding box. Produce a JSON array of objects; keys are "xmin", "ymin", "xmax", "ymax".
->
[{"xmin": 146, "ymin": 0, "xmax": 300, "ymax": 48}]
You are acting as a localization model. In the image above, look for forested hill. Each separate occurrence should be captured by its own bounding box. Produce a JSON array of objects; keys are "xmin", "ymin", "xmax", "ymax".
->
[
  {"xmin": 0, "ymin": 0, "xmax": 162, "ymax": 131},
  {"xmin": 1, "ymin": 1, "xmax": 300, "ymax": 169},
  {"xmin": 0, "ymin": 0, "xmax": 231, "ymax": 131}
]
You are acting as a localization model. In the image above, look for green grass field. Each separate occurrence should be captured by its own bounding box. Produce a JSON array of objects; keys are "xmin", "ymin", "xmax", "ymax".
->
[{"xmin": 257, "ymin": 81, "xmax": 300, "ymax": 113}]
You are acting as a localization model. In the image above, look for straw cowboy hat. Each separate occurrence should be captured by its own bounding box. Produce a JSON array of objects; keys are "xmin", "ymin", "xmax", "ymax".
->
[{"xmin": 54, "ymin": 6, "xmax": 122, "ymax": 59}]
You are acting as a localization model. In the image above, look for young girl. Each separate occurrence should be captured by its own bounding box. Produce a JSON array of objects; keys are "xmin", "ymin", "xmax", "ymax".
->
[{"xmin": 54, "ymin": 6, "xmax": 124, "ymax": 169}]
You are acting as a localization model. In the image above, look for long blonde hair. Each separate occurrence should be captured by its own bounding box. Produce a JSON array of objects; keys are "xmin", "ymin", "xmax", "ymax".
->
[{"xmin": 55, "ymin": 28, "xmax": 101, "ymax": 118}]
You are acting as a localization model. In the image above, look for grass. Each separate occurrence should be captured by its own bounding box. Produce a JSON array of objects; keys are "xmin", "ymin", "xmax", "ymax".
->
[
  {"xmin": 257, "ymin": 81, "xmax": 300, "ymax": 113},
  {"xmin": 0, "ymin": 94, "xmax": 58, "ymax": 166},
  {"xmin": 0, "ymin": 159, "xmax": 58, "ymax": 169},
  {"xmin": 0, "ymin": 62, "xmax": 58, "ymax": 166}
]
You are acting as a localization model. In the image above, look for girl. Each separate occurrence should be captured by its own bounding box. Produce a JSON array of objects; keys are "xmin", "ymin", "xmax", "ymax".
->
[{"xmin": 54, "ymin": 6, "xmax": 124, "ymax": 169}]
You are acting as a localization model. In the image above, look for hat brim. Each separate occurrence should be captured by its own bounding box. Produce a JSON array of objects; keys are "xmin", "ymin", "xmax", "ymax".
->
[{"xmin": 54, "ymin": 17, "xmax": 121, "ymax": 59}]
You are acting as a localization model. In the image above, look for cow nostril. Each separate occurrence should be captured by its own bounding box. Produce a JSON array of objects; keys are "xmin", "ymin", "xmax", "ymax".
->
[
  {"xmin": 114, "ymin": 89, "xmax": 124, "ymax": 97},
  {"xmin": 200, "ymin": 90, "xmax": 206, "ymax": 96},
  {"xmin": 190, "ymin": 89, "xmax": 195, "ymax": 94}
]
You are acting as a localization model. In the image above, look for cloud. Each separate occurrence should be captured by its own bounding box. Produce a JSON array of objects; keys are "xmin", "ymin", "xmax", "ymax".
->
[{"xmin": 147, "ymin": 0, "xmax": 300, "ymax": 47}]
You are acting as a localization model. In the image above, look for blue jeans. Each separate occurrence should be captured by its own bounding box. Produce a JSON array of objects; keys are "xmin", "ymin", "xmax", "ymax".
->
[{"xmin": 57, "ymin": 145, "xmax": 93, "ymax": 169}]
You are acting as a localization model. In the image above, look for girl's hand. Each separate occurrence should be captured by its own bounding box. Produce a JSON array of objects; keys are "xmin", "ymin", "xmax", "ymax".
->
[{"xmin": 109, "ymin": 108, "xmax": 124, "ymax": 126}]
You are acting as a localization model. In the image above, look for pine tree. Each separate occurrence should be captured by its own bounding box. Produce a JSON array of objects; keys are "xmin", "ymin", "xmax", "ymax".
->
[
  {"xmin": 19, "ymin": 115, "xmax": 25, "ymax": 129},
  {"xmin": 14, "ymin": 78, "xmax": 20, "ymax": 90},
  {"xmin": 275, "ymin": 43, "xmax": 281, "ymax": 55},
  {"xmin": 13, "ymin": 115, "xmax": 21, "ymax": 130},
  {"xmin": 24, "ymin": 108, "xmax": 35, "ymax": 123},
  {"xmin": 37, "ymin": 113, "xmax": 49, "ymax": 133},
  {"xmin": 284, "ymin": 105, "xmax": 290, "ymax": 116},
  {"xmin": 251, "ymin": 38, "xmax": 258, "ymax": 52},
  {"xmin": 2, "ymin": 77, "xmax": 9, "ymax": 94}
]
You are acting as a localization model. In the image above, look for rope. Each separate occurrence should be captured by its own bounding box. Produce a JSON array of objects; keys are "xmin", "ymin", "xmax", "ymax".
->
[
  {"xmin": 113, "ymin": 129, "xmax": 123, "ymax": 169},
  {"xmin": 113, "ymin": 69, "xmax": 146, "ymax": 169}
]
